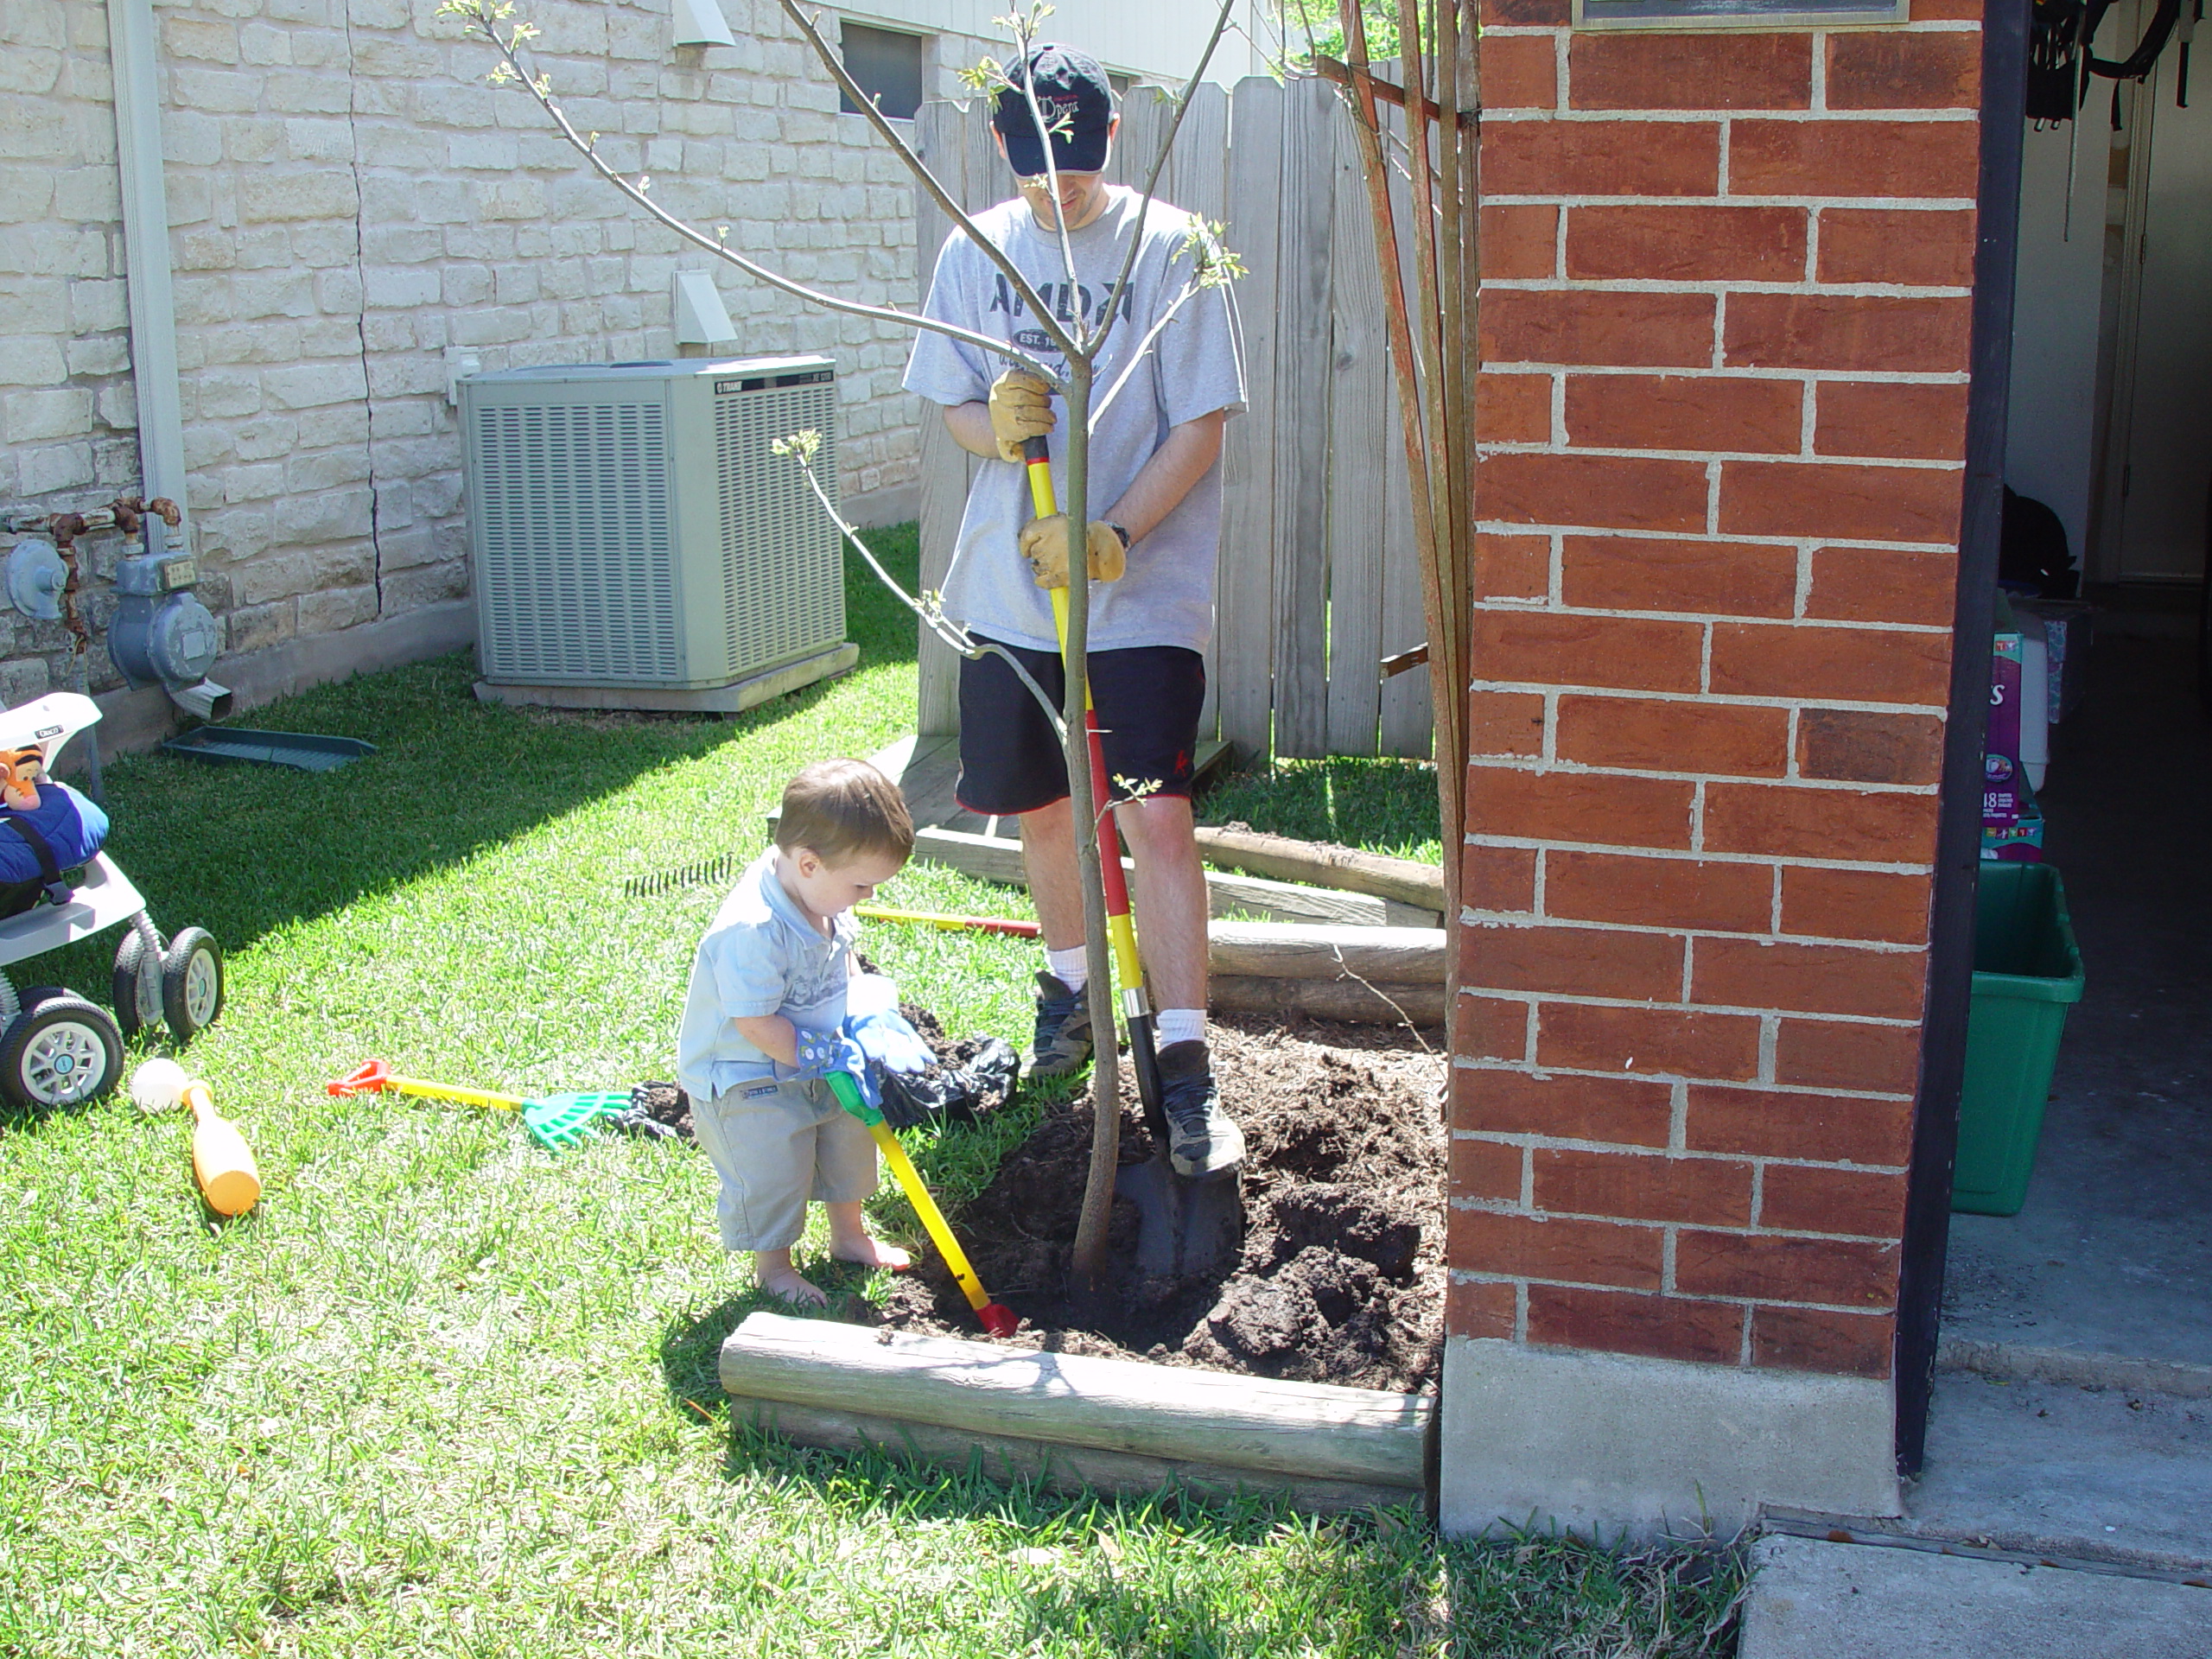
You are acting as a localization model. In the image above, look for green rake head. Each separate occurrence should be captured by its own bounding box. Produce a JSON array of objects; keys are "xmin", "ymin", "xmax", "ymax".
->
[{"xmin": 520, "ymin": 1091, "xmax": 637, "ymax": 1151}]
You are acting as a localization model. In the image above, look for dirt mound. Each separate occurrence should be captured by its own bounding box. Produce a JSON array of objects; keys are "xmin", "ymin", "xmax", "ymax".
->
[{"xmin": 878, "ymin": 1018, "xmax": 1447, "ymax": 1393}]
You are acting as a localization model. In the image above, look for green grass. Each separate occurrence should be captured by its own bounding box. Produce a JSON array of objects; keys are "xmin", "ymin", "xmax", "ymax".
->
[
  {"xmin": 1199, "ymin": 756, "xmax": 1446, "ymax": 866},
  {"xmin": 0, "ymin": 526, "xmax": 1743, "ymax": 1656}
]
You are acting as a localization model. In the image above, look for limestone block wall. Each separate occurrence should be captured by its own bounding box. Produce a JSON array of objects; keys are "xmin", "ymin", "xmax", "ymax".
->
[{"xmin": 0, "ymin": 0, "xmax": 999, "ymax": 702}]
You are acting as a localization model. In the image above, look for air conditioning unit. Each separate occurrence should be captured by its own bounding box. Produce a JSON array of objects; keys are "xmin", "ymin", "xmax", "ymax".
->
[{"xmin": 460, "ymin": 356, "xmax": 856, "ymax": 713}]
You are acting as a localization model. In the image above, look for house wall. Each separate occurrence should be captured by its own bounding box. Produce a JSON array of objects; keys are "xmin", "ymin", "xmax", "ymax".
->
[
  {"xmin": 1446, "ymin": 3, "xmax": 1983, "ymax": 1534},
  {"xmin": 0, "ymin": 0, "xmax": 1217, "ymax": 723}
]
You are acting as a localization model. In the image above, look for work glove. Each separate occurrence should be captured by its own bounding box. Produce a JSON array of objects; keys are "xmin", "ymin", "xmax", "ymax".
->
[
  {"xmin": 1019, "ymin": 514, "xmax": 1127, "ymax": 589},
  {"xmin": 843, "ymin": 974, "xmax": 937, "ymax": 1075},
  {"xmin": 783, "ymin": 1027, "xmax": 880, "ymax": 1109},
  {"xmin": 987, "ymin": 369, "xmax": 1056, "ymax": 464}
]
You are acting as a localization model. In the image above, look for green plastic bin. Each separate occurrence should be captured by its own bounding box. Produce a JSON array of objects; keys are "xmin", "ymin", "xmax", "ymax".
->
[{"xmin": 1953, "ymin": 861, "xmax": 2085, "ymax": 1216}]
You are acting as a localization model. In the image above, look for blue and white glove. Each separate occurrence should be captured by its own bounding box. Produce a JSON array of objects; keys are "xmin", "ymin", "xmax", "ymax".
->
[
  {"xmin": 785, "ymin": 1026, "xmax": 877, "ymax": 1107},
  {"xmin": 843, "ymin": 975, "xmax": 936, "ymax": 1074}
]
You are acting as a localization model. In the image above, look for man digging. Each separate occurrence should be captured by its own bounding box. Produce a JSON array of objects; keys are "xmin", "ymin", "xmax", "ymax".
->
[{"xmin": 902, "ymin": 44, "xmax": 1247, "ymax": 1181}]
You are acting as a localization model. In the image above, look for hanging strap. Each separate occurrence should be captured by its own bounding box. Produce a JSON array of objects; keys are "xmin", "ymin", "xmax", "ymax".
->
[{"xmin": 0, "ymin": 816, "xmax": 74, "ymax": 906}]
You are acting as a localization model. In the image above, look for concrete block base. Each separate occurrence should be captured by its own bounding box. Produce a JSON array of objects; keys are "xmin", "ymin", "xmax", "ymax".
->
[
  {"xmin": 1440, "ymin": 1337, "xmax": 1899, "ymax": 1539},
  {"xmin": 474, "ymin": 642, "xmax": 858, "ymax": 715}
]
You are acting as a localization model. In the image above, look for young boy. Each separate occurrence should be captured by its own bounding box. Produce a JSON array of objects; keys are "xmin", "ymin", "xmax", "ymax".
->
[{"xmin": 677, "ymin": 758, "xmax": 917, "ymax": 1306}]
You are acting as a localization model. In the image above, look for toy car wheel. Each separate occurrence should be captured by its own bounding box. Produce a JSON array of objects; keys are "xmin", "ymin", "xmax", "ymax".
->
[
  {"xmin": 0, "ymin": 993, "xmax": 124, "ymax": 1110},
  {"xmin": 161, "ymin": 928, "xmax": 225, "ymax": 1039},
  {"xmin": 112, "ymin": 930, "xmax": 165, "ymax": 1040}
]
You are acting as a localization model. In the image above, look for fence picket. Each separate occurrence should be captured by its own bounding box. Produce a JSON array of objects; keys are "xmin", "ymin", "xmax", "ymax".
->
[{"xmin": 1324, "ymin": 89, "xmax": 1388, "ymax": 759}]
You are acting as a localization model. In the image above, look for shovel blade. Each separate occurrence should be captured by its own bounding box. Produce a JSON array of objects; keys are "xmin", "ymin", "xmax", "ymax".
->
[{"xmin": 1115, "ymin": 1153, "xmax": 1243, "ymax": 1280}]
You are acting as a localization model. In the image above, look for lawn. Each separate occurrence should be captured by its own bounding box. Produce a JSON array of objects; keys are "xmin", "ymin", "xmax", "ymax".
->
[{"xmin": 0, "ymin": 526, "xmax": 1745, "ymax": 1656}]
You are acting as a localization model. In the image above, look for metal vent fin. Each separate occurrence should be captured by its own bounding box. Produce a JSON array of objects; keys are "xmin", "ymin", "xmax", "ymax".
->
[{"xmin": 715, "ymin": 380, "xmax": 844, "ymax": 677}]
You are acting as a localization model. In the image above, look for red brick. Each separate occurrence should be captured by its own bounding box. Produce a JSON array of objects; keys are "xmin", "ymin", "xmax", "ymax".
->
[
  {"xmin": 1479, "ymin": 372, "xmax": 1553, "ymax": 443},
  {"xmin": 1566, "ymin": 205, "xmax": 1806, "ymax": 282},
  {"xmin": 1470, "ymin": 689, "xmax": 1548, "ymax": 758},
  {"xmin": 1815, "ymin": 381, "xmax": 1970, "ymax": 461},
  {"xmin": 1483, "ymin": 289, "xmax": 1717, "ymax": 368},
  {"xmin": 1708, "ymin": 621, "xmax": 1953, "ymax": 706},
  {"xmin": 1774, "ymin": 1017, "xmax": 1923, "ymax": 1094},
  {"xmin": 1692, "ymin": 937, "xmax": 1929, "ymax": 1020},
  {"xmin": 1555, "ymin": 695, "xmax": 1790, "ymax": 778},
  {"xmin": 1718, "ymin": 461, "xmax": 1962, "ymax": 544},
  {"xmin": 1447, "ymin": 1274, "xmax": 1518, "ymax": 1338},
  {"xmin": 1799, "ymin": 709, "xmax": 1946, "ymax": 786},
  {"xmin": 1465, "ymin": 766, "xmax": 1697, "ymax": 849},
  {"xmin": 1780, "ymin": 867, "xmax": 1930, "ymax": 944},
  {"xmin": 1453, "ymin": 1065, "xmax": 1675, "ymax": 1147},
  {"xmin": 1730, "ymin": 118, "xmax": 1980, "ymax": 199},
  {"xmin": 1827, "ymin": 32, "xmax": 1980, "ymax": 109},
  {"xmin": 1476, "ymin": 532, "xmax": 1553, "ymax": 601},
  {"xmin": 1684, "ymin": 1084, "xmax": 1914, "ymax": 1166},
  {"xmin": 1566, "ymin": 374, "xmax": 1802, "ymax": 455},
  {"xmin": 1818, "ymin": 208, "xmax": 1977, "ymax": 287},
  {"xmin": 1751, "ymin": 1305, "xmax": 1894, "ymax": 1377},
  {"xmin": 1475, "ymin": 609, "xmax": 1705, "ymax": 693},
  {"xmin": 1464, "ymin": 842, "xmax": 1541, "ymax": 912},
  {"xmin": 1453, "ymin": 1135, "xmax": 1525, "ymax": 1203},
  {"xmin": 1529, "ymin": 1286, "xmax": 1745, "ymax": 1365},
  {"xmin": 1459, "ymin": 994, "xmax": 1535, "ymax": 1060},
  {"xmin": 1450, "ymin": 1208, "xmax": 1664, "ymax": 1288},
  {"xmin": 1806, "ymin": 545, "xmax": 1959, "ymax": 626},
  {"xmin": 1548, "ymin": 850, "xmax": 1774, "ymax": 934},
  {"xmin": 1762, "ymin": 1165, "xmax": 1910, "ymax": 1236},
  {"xmin": 1484, "ymin": 204, "xmax": 1561, "ymax": 280},
  {"xmin": 1561, "ymin": 536, "xmax": 1799, "ymax": 619},
  {"xmin": 1484, "ymin": 33, "xmax": 1560, "ymax": 108},
  {"xmin": 1537, "ymin": 1002, "xmax": 1763, "ymax": 1081},
  {"xmin": 1726, "ymin": 295, "xmax": 1971, "ymax": 375},
  {"xmin": 1480, "ymin": 452, "xmax": 1712, "ymax": 533},
  {"xmin": 1535, "ymin": 1147, "xmax": 1754, "ymax": 1225},
  {"xmin": 1462, "ymin": 920, "xmax": 1687, "ymax": 1001},
  {"xmin": 1481, "ymin": 118, "xmax": 1720, "ymax": 197},
  {"xmin": 1676, "ymin": 1230, "xmax": 1899, "ymax": 1306},
  {"xmin": 1569, "ymin": 33, "xmax": 1810, "ymax": 109},
  {"xmin": 1703, "ymin": 782, "xmax": 1941, "ymax": 862}
]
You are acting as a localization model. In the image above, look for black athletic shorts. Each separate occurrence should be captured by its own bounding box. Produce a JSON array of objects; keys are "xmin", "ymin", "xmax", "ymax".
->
[{"xmin": 956, "ymin": 636, "xmax": 1206, "ymax": 817}]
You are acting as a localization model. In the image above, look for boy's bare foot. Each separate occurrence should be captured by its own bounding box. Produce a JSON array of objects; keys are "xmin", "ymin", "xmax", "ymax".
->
[
  {"xmin": 755, "ymin": 1263, "xmax": 829, "ymax": 1306},
  {"xmin": 830, "ymin": 1235, "xmax": 912, "ymax": 1272}
]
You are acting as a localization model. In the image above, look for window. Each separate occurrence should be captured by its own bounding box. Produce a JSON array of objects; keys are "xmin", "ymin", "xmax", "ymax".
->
[{"xmin": 839, "ymin": 22, "xmax": 928, "ymax": 119}]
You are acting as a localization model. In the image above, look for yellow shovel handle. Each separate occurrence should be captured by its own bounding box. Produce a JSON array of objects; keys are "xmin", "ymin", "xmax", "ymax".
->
[{"xmin": 868, "ymin": 1122, "xmax": 992, "ymax": 1316}]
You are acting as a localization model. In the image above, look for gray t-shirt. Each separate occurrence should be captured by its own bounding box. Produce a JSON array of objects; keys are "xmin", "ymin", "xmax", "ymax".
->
[{"xmin": 903, "ymin": 186, "xmax": 1247, "ymax": 656}]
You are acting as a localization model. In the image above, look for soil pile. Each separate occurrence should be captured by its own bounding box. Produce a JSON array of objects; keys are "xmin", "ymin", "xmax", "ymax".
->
[{"xmin": 879, "ymin": 1017, "xmax": 1447, "ymax": 1394}]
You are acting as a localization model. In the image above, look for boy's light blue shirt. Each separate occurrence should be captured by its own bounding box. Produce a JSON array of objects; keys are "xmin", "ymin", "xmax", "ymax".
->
[{"xmin": 676, "ymin": 850, "xmax": 858, "ymax": 1102}]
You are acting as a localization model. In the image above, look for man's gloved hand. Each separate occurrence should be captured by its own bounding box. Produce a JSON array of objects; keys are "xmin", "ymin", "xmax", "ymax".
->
[
  {"xmin": 988, "ymin": 370, "xmax": 1056, "ymax": 464},
  {"xmin": 1020, "ymin": 515, "xmax": 1127, "ymax": 589}
]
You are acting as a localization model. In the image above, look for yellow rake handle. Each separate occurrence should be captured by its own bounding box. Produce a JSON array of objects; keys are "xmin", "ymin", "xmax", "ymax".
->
[
  {"xmin": 385, "ymin": 1075, "xmax": 522, "ymax": 1113},
  {"xmin": 867, "ymin": 1122, "xmax": 994, "ymax": 1317}
]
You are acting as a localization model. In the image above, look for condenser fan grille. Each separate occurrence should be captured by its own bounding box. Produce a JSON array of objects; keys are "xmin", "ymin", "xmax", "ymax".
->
[
  {"xmin": 474, "ymin": 401, "xmax": 678, "ymax": 682},
  {"xmin": 715, "ymin": 380, "xmax": 843, "ymax": 672}
]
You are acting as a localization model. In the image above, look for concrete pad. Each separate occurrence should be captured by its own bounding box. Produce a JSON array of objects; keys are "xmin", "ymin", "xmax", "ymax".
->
[
  {"xmin": 1908, "ymin": 1370, "xmax": 2212, "ymax": 1572},
  {"xmin": 1740, "ymin": 1535, "xmax": 2212, "ymax": 1658}
]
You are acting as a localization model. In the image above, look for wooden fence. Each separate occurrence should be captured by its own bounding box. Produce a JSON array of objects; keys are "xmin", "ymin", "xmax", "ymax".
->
[{"xmin": 911, "ymin": 76, "xmax": 1433, "ymax": 764}]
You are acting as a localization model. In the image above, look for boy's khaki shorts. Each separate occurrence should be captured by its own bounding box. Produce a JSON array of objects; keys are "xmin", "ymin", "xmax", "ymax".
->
[{"xmin": 693, "ymin": 1075, "xmax": 879, "ymax": 1252}]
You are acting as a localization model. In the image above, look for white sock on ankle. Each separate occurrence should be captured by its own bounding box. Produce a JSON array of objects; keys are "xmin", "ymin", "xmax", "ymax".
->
[
  {"xmin": 1046, "ymin": 944, "xmax": 1089, "ymax": 994},
  {"xmin": 1155, "ymin": 1008, "xmax": 1205, "ymax": 1048}
]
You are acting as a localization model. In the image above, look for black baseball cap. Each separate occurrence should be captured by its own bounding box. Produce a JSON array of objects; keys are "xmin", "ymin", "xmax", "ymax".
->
[{"xmin": 994, "ymin": 44, "xmax": 1115, "ymax": 177}]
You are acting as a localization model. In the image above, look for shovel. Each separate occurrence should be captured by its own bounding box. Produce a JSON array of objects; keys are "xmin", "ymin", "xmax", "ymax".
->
[
  {"xmin": 328, "ymin": 1059, "xmax": 634, "ymax": 1152},
  {"xmin": 1021, "ymin": 435, "xmax": 1242, "ymax": 1280}
]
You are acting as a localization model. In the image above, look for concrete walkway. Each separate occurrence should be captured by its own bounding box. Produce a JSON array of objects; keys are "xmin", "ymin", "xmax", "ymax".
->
[{"xmin": 1739, "ymin": 1535, "xmax": 2212, "ymax": 1657}]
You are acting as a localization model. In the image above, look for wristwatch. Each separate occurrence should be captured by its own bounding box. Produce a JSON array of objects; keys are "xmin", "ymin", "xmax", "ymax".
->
[{"xmin": 1104, "ymin": 521, "xmax": 1132, "ymax": 550}]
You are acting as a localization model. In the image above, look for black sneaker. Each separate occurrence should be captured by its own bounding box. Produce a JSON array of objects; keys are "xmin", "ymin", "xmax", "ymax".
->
[
  {"xmin": 1024, "ymin": 971, "xmax": 1093, "ymax": 1078},
  {"xmin": 1155, "ymin": 1039, "xmax": 1244, "ymax": 1180}
]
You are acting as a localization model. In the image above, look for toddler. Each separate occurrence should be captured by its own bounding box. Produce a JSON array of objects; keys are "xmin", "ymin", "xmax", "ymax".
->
[{"xmin": 677, "ymin": 758, "xmax": 917, "ymax": 1306}]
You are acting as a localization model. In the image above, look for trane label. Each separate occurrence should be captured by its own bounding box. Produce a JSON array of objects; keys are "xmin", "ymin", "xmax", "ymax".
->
[{"xmin": 716, "ymin": 370, "xmax": 832, "ymax": 394}]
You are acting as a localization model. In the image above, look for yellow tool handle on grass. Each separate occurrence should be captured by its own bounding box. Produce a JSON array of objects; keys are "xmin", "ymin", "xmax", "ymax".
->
[{"xmin": 387, "ymin": 1076, "xmax": 522, "ymax": 1112}]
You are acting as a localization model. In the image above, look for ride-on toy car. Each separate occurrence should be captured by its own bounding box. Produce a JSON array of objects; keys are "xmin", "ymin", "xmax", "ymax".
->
[{"xmin": 0, "ymin": 692, "xmax": 223, "ymax": 1109}]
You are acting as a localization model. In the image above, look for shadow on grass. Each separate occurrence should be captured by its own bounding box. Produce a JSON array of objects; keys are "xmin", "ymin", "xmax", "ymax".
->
[{"xmin": 30, "ymin": 535, "xmax": 924, "ymax": 986}]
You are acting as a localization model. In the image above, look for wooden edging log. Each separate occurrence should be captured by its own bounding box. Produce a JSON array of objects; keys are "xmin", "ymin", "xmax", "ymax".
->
[
  {"xmin": 1205, "ymin": 919, "xmax": 1445, "ymax": 984},
  {"xmin": 911, "ymin": 826, "xmax": 1442, "ymax": 929},
  {"xmin": 721, "ymin": 1313, "xmax": 1432, "ymax": 1510},
  {"xmin": 1209, "ymin": 973, "xmax": 1446, "ymax": 1027},
  {"xmin": 1192, "ymin": 826, "xmax": 1447, "ymax": 913}
]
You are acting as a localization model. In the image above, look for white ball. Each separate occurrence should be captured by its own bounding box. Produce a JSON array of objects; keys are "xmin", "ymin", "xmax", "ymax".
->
[{"xmin": 130, "ymin": 1058, "xmax": 190, "ymax": 1113}]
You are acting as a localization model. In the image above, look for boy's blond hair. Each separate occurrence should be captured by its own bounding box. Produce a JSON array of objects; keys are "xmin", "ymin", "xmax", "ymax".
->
[{"xmin": 775, "ymin": 759, "xmax": 915, "ymax": 868}]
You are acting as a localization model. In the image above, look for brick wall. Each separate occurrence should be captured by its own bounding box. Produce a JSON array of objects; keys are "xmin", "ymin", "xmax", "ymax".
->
[
  {"xmin": 1452, "ymin": 4, "xmax": 1980, "ymax": 1380},
  {"xmin": 1, "ymin": 0, "xmax": 970, "ymax": 701}
]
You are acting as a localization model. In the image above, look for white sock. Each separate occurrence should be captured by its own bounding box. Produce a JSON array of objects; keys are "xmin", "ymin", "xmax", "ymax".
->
[
  {"xmin": 1155, "ymin": 1008, "xmax": 1205, "ymax": 1048},
  {"xmin": 1046, "ymin": 944, "xmax": 1089, "ymax": 993}
]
